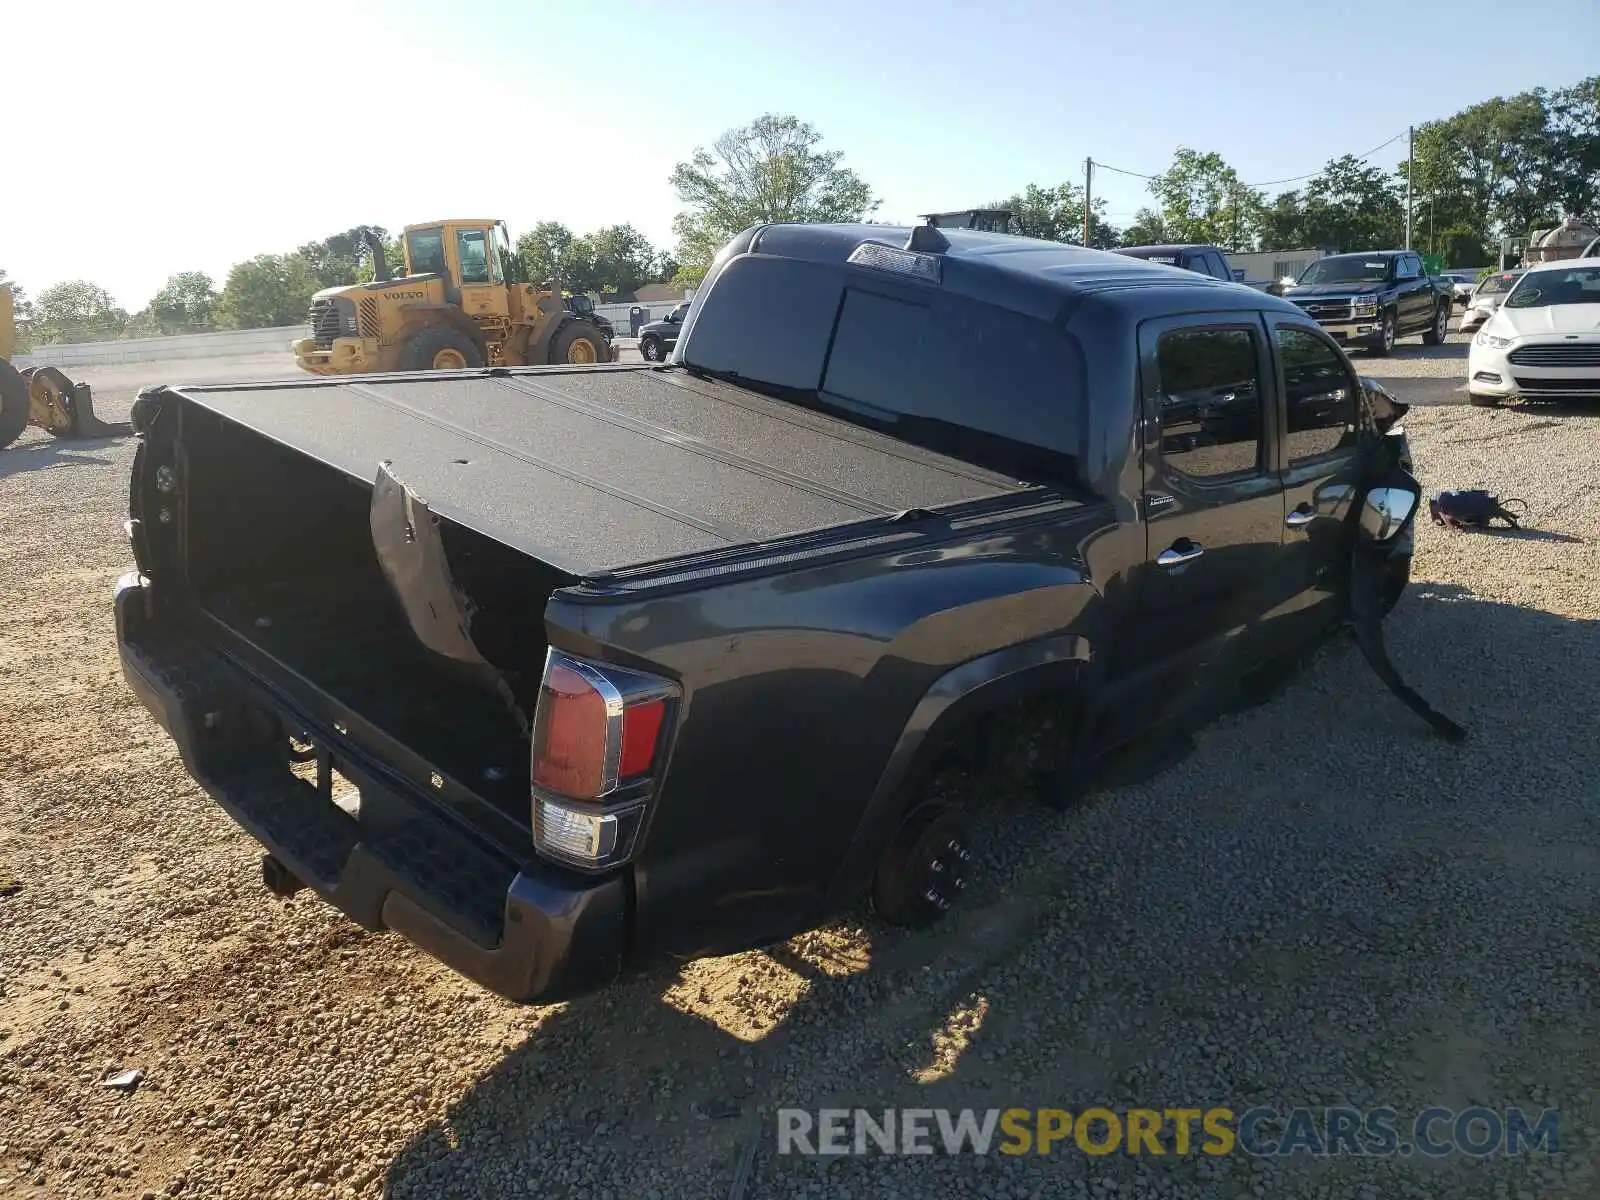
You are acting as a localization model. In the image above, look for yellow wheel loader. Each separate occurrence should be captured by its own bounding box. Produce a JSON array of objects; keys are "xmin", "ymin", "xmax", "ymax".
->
[
  {"xmin": 1, "ymin": 287, "xmax": 127, "ymax": 450},
  {"xmin": 292, "ymin": 220, "xmax": 617, "ymax": 376}
]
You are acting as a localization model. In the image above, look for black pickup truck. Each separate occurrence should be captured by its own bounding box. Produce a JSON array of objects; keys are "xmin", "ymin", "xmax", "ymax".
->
[
  {"xmin": 1282, "ymin": 250, "xmax": 1453, "ymax": 355},
  {"xmin": 117, "ymin": 221, "xmax": 1421, "ymax": 1004}
]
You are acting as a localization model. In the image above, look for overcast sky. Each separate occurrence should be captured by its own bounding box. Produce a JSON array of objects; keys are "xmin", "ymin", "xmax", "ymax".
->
[{"xmin": 4, "ymin": 0, "xmax": 1597, "ymax": 310}]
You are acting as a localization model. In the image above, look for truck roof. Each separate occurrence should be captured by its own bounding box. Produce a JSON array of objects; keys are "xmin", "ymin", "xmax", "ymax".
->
[{"xmin": 734, "ymin": 222, "xmax": 1297, "ymax": 321}]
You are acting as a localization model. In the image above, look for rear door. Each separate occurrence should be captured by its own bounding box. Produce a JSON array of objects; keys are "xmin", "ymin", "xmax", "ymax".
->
[
  {"xmin": 1121, "ymin": 311, "xmax": 1286, "ymax": 725},
  {"xmin": 1395, "ymin": 253, "xmax": 1429, "ymax": 330}
]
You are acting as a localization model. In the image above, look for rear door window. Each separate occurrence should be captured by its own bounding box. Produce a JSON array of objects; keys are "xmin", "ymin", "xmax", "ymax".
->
[{"xmin": 1153, "ymin": 326, "xmax": 1265, "ymax": 479}]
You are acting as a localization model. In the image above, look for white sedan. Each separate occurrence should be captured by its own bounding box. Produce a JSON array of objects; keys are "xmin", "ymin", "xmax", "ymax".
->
[{"xmin": 1467, "ymin": 260, "xmax": 1600, "ymax": 408}]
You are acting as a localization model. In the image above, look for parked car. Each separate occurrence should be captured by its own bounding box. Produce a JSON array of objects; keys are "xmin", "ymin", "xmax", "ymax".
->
[
  {"xmin": 1467, "ymin": 259, "xmax": 1600, "ymax": 407},
  {"xmin": 1115, "ymin": 243, "xmax": 1282, "ymax": 293},
  {"xmin": 116, "ymin": 221, "xmax": 1421, "ymax": 1004},
  {"xmin": 1282, "ymin": 250, "xmax": 1453, "ymax": 355},
  {"xmin": 637, "ymin": 302, "xmax": 689, "ymax": 362},
  {"xmin": 1437, "ymin": 271, "xmax": 1479, "ymax": 305},
  {"xmin": 1459, "ymin": 269, "xmax": 1525, "ymax": 335}
]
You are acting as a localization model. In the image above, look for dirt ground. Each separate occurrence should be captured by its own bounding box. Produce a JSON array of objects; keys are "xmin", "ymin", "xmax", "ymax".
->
[{"xmin": 1, "ymin": 374, "xmax": 1597, "ymax": 1200}]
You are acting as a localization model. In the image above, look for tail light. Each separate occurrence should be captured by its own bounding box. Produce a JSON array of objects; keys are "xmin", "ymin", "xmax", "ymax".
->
[{"xmin": 529, "ymin": 649, "xmax": 679, "ymax": 871}]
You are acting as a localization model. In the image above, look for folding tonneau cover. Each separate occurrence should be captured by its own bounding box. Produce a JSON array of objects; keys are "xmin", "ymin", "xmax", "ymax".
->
[{"xmin": 165, "ymin": 364, "xmax": 1029, "ymax": 578}]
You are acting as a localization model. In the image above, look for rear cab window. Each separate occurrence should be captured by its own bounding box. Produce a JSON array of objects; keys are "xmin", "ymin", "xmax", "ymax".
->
[{"xmin": 678, "ymin": 255, "xmax": 1090, "ymax": 488}]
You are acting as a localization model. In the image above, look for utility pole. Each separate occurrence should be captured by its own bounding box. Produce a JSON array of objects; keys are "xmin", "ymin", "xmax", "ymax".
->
[
  {"xmin": 1405, "ymin": 125, "xmax": 1414, "ymax": 250},
  {"xmin": 1083, "ymin": 157, "xmax": 1093, "ymax": 247}
]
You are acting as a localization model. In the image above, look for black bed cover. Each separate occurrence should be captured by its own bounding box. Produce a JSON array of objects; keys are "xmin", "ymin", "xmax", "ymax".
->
[{"xmin": 166, "ymin": 364, "xmax": 1029, "ymax": 578}]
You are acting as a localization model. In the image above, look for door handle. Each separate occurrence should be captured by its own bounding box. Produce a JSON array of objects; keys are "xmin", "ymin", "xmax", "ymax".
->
[
  {"xmin": 1157, "ymin": 541, "xmax": 1205, "ymax": 566},
  {"xmin": 1286, "ymin": 506, "xmax": 1316, "ymax": 528}
]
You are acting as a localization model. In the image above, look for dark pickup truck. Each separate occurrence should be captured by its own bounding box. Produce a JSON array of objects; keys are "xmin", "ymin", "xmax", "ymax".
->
[
  {"xmin": 1282, "ymin": 250, "xmax": 1453, "ymax": 355},
  {"xmin": 117, "ymin": 221, "xmax": 1423, "ymax": 1004}
]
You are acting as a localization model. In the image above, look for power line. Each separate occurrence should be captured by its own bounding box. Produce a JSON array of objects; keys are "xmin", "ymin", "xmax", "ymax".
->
[
  {"xmin": 1089, "ymin": 128, "xmax": 1412, "ymax": 191},
  {"xmin": 1092, "ymin": 161, "xmax": 1158, "ymax": 181}
]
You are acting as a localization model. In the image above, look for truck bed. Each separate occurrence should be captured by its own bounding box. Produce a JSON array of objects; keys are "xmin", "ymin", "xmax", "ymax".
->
[{"xmin": 167, "ymin": 363, "xmax": 1029, "ymax": 578}]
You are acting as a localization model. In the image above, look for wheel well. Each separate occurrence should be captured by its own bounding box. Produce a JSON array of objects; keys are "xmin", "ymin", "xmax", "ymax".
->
[
  {"xmin": 397, "ymin": 310, "xmax": 488, "ymax": 358},
  {"xmin": 824, "ymin": 649, "xmax": 1089, "ymax": 908}
]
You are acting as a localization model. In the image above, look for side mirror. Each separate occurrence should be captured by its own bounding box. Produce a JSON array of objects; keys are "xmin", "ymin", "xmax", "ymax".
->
[
  {"xmin": 1357, "ymin": 471, "xmax": 1421, "ymax": 545},
  {"xmin": 1230, "ymin": 268, "xmax": 1245, "ymax": 281}
]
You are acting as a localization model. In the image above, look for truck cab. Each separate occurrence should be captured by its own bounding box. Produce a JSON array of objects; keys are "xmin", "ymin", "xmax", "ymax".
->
[{"xmin": 1116, "ymin": 243, "xmax": 1239, "ymax": 281}]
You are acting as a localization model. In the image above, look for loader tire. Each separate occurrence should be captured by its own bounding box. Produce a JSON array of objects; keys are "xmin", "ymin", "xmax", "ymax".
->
[
  {"xmin": 0, "ymin": 359, "xmax": 30, "ymax": 450},
  {"xmin": 549, "ymin": 321, "xmax": 608, "ymax": 366},
  {"xmin": 400, "ymin": 326, "xmax": 484, "ymax": 372}
]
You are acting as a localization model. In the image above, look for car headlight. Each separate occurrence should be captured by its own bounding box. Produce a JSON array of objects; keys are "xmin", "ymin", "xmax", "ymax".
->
[
  {"xmin": 1352, "ymin": 296, "xmax": 1379, "ymax": 317},
  {"xmin": 1474, "ymin": 332, "xmax": 1512, "ymax": 349}
]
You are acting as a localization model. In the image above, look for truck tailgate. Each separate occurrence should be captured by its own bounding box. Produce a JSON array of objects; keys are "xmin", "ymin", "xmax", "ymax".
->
[{"xmin": 166, "ymin": 364, "xmax": 1028, "ymax": 577}]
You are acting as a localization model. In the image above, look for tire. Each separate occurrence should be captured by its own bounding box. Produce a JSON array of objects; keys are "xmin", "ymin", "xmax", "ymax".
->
[
  {"xmin": 1468, "ymin": 392, "xmax": 1502, "ymax": 408},
  {"xmin": 0, "ymin": 358, "xmax": 30, "ymax": 450},
  {"xmin": 1367, "ymin": 310, "xmax": 1397, "ymax": 356},
  {"xmin": 400, "ymin": 325, "xmax": 484, "ymax": 372},
  {"xmin": 1381, "ymin": 554, "xmax": 1411, "ymax": 617},
  {"xmin": 639, "ymin": 335, "xmax": 665, "ymax": 363},
  {"xmin": 549, "ymin": 321, "xmax": 609, "ymax": 366},
  {"xmin": 870, "ymin": 801, "xmax": 972, "ymax": 928},
  {"xmin": 1421, "ymin": 301, "xmax": 1448, "ymax": 346}
]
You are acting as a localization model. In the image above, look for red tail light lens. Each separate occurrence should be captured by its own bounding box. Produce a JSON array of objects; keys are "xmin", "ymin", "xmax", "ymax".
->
[
  {"xmin": 530, "ymin": 661, "xmax": 615, "ymax": 798},
  {"xmin": 619, "ymin": 699, "xmax": 667, "ymax": 778},
  {"xmin": 529, "ymin": 650, "xmax": 679, "ymax": 871}
]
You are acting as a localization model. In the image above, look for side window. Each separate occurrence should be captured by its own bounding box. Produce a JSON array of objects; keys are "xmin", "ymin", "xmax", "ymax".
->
[
  {"xmin": 456, "ymin": 228, "xmax": 491, "ymax": 285},
  {"xmin": 1154, "ymin": 326, "xmax": 1264, "ymax": 479},
  {"xmin": 1276, "ymin": 326, "xmax": 1357, "ymax": 464},
  {"xmin": 1206, "ymin": 252, "xmax": 1229, "ymax": 279},
  {"xmin": 407, "ymin": 228, "xmax": 445, "ymax": 276}
]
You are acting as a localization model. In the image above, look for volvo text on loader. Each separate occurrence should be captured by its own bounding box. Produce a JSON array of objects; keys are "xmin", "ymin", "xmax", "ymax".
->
[{"xmin": 292, "ymin": 220, "xmax": 617, "ymax": 376}]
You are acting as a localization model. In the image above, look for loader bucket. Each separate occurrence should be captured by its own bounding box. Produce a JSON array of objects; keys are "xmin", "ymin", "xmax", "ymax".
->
[{"xmin": 20, "ymin": 366, "xmax": 129, "ymax": 440}]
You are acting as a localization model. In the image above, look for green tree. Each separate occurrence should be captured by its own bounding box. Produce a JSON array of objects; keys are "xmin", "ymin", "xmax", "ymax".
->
[
  {"xmin": 144, "ymin": 271, "xmax": 219, "ymax": 334},
  {"xmin": 989, "ymin": 181, "xmax": 1119, "ymax": 248},
  {"xmin": 297, "ymin": 225, "xmax": 391, "ymax": 290},
  {"xmin": 216, "ymin": 254, "xmax": 321, "ymax": 329},
  {"xmin": 1301, "ymin": 155, "xmax": 1405, "ymax": 251},
  {"xmin": 515, "ymin": 221, "xmax": 585, "ymax": 288},
  {"xmin": 579, "ymin": 223, "xmax": 663, "ymax": 297},
  {"xmin": 1256, "ymin": 190, "xmax": 1308, "ymax": 250},
  {"xmin": 669, "ymin": 113, "xmax": 878, "ymax": 284},
  {"xmin": 1119, "ymin": 208, "xmax": 1172, "ymax": 246},
  {"xmin": 32, "ymin": 280, "xmax": 128, "ymax": 344},
  {"xmin": 1148, "ymin": 148, "xmax": 1264, "ymax": 250}
]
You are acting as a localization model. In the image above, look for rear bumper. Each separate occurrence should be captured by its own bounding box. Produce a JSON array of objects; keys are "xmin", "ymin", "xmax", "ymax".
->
[{"xmin": 114, "ymin": 572, "xmax": 626, "ymax": 1004}]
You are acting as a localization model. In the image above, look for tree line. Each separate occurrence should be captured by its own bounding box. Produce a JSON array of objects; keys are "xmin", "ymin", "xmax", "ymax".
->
[{"xmin": 5, "ymin": 75, "xmax": 1594, "ymax": 349}]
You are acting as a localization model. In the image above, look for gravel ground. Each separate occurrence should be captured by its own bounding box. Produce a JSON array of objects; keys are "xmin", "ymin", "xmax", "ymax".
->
[{"xmin": 1, "ymin": 368, "xmax": 1597, "ymax": 1200}]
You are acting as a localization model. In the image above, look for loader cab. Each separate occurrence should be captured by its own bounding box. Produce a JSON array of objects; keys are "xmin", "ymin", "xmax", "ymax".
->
[
  {"xmin": 403, "ymin": 220, "xmax": 514, "ymax": 319},
  {"xmin": 401, "ymin": 220, "xmax": 512, "ymax": 288}
]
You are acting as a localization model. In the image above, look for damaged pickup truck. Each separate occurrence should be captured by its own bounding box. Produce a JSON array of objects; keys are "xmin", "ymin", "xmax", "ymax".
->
[{"xmin": 117, "ymin": 220, "xmax": 1440, "ymax": 1004}]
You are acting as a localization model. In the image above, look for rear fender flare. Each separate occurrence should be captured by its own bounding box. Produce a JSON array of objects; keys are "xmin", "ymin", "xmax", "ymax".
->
[{"xmin": 824, "ymin": 633, "xmax": 1093, "ymax": 907}]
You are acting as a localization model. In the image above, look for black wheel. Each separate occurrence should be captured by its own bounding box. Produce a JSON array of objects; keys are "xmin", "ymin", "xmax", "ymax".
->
[
  {"xmin": 1367, "ymin": 311, "xmax": 1397, "ymax": 356},
  {"xmin": 1468, "ymin": 392, "xmax": 1502, "ymax": 408},
  {"xmin": 870, "ymin": 801, "xmax": 972, "ymax": 928},
  {"xmin": 0, "ymin": 358, "xmax": 29, "ymax": 450},
  {"xmin": 400, "ymin": 325, "xmax": 484, "ymax": 372},
  {"xmin": 1381, "ymin": 554, "xmax": 1411, "ymax": 616},
  {"xmin": 639, "ymin": 335, "xmax": 664, "ymax": 362},
  {"xmin": 549, "ymin": 321, "xmax": 609, "ymax": 365},
  {"xmin": 1421, "ymin": 302, "xmax": 1448, "ymax": 346}
]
